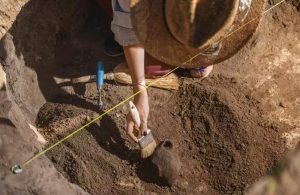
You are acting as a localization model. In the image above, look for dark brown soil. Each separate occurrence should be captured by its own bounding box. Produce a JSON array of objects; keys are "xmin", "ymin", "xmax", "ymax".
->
[
  {"xmin": 1, "ymin": 0, "xmax": 298, "ymax": 194},
  {"xmin": 36, "ymin": 75, "xmax": 286, "ymax": 194},
  {"xmin": 287, "ymin": 0, "xmax": 300, "ymax": 11},
  {"xmin": 178, "ymin": 77, "xmax": 286, "ymax": 193}
]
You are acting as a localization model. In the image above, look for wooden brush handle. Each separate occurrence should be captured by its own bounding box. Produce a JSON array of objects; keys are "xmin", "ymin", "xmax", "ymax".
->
[
  {"xmin": 72, "ymin": 75, "xmax": 96, "ymax": 83},
  {"xmin": 129, "ymin": 101, "xmax": 141, "ymax": 127},
  {"xmin": 71, "ymin": 74, "xmax": 115, "ymax": 83}
]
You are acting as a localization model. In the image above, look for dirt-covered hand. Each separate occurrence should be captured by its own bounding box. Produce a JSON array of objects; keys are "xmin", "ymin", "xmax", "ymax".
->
[{"xmin": 126, "ymin": 90, "xmax": 149, "ymax": 142}]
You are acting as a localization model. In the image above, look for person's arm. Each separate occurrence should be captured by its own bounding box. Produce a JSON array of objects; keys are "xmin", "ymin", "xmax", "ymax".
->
[{"xmin": 123, "ymin": 44, "xmax": 149, "ymax": 142}]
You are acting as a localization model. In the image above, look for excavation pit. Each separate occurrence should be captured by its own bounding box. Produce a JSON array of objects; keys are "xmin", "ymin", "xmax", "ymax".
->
[{"xmin": 1, "ymin": 0, "xmax": 299, "ymax": 194}]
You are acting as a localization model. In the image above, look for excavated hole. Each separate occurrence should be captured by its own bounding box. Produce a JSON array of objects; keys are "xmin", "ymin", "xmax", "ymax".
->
[
  {"xmin": 33, "ymin": 77, "xmax": 286, "ymax": 194},
  {"xmin": 0, "ymin": 0, "xmax": 292, "ymax": 194}
]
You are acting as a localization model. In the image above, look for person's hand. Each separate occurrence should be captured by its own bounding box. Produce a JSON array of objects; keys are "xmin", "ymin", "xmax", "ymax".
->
[{"xmin": 126, "ymin": 88, "xmax": 149, "ymax": 143}]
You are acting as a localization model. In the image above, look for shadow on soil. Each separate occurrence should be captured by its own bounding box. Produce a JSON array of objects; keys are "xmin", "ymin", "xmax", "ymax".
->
[{"xmin": 1, "ymin": 0, "xmax": 166, "ymax": 191}]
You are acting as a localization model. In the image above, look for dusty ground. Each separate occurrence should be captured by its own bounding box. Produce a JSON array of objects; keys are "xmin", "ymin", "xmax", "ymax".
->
[
  {"xmin": 0, "ymin": 0, "xmax": 299, "ymax": 195},
  {"xmin": 35, "ymin": 76, "xmax": 287, "ymax": 194}
]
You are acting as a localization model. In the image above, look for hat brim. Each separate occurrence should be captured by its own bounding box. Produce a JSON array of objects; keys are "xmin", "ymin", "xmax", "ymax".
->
[{"xmin": 131, "ymin": 0, "xmax": 265, "ymax": 68}]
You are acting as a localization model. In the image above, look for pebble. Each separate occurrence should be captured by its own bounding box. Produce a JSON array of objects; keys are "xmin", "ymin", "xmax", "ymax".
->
[
  {"xmin": 279, "ymin": 101, "xmax": 286, "ymax": 108},
  {"xmin": 92, "ymin": 112, "xmax": 98, "ymax": 119},
  {"xmin": 85, "ymin": 115, "xmax": 91, "ymax": 122},
  {"xmin": 230, "ymin": 77, "xmax": 237, "ymax": 84},
  {"xmin": 200, "ymin": 148, "xmax": 206, "ymax": 153}
]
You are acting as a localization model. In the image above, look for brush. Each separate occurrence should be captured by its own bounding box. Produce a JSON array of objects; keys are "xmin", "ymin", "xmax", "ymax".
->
[
  {"xmin": 70, "ymin": 63, "xmax": 179, "ymax": 90},
  {"xmin": 112, "ymin": 63, "xmax": 179, "ymax": 90},
  {"xmin": 129, "ymin": 101, "xmax": 157, "ymax": 158}
]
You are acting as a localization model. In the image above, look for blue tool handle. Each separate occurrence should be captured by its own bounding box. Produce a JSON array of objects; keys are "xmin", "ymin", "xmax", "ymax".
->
[{"xmin": 97, "ymin": 61, "xmax": 104, "ymax": 87}]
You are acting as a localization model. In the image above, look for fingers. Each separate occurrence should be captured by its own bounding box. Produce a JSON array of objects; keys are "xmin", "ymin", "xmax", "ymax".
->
[
  {"xmin": 126, "ymin": 115, "xmax": 139, "ymax": 143},
  {"xmin": 140, "ymin": 120, "xmax": 148, "ymax": 135}
]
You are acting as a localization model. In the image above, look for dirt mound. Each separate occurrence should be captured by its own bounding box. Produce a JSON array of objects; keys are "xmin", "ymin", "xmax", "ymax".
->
[
  {"xmin": 35, "ymin": 75, "xmax": 286, "ymax": 194},
  {"xmin": 37, "ymin": 103, "xmax": 87, "ymax": 139},
  {"xmin": 179, "ymin": 76, "xmax": 286, "ymax": 193},
  {"xmin": 1, "ymin": 0, "xmax": 299, "ymax": 194}
]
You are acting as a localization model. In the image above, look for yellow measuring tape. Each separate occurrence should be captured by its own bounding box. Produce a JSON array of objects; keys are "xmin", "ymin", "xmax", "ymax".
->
[{"xmin": 11, "ymin": 0, "xmax": 286, "ymax": 173}]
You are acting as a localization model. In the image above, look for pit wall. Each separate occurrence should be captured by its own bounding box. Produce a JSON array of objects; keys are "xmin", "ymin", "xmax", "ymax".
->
[
  {"xmin": 0, "ymin": 1, "xmax": 96, "ymax": 194},
  {"xmin": 0, "ymin": 0, "xmax": 29, "ymax": 40},
  {"xmin": 0, "ymin": 0, "xmax": 92, "ymax": 123}
]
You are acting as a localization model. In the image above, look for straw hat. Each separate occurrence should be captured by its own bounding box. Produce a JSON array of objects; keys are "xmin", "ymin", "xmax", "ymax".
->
[{"xmin": 130, "ymin": 0, "xmax": 265, "ymax": 68}]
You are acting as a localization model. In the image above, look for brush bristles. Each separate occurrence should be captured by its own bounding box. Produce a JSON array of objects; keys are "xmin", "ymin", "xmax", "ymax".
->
[
  {"xmin": 141, "ymin": 140, "xmax": 157, "ymax": 159},
  {"xmin": 107, "ymin": 63, "xmax": 179, "ymax": 90}
]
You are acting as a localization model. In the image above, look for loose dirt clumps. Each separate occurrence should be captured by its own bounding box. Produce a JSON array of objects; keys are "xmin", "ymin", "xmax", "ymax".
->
[
  {"xmin": 1, "ymin": 0, "xmax": 299, "ymax": 194},
  {"xmin": 288, "ymin": 0, "xmax": 300, "ymax": 11},
  {"xmin": 178, "ymin": 76, "xmax": 286, "ymax": 193},
  {"xmin": 37, "ymin": 102, "xmax": 89, "ymax": 139},
  {"xmin": 35, "ymin": 75, "xmax": 286, "ymax": 194}
]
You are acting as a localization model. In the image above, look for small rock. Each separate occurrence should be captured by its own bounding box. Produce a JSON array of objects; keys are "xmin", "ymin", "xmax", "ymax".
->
[
  {"xmin": 0, "ymin": 66, "xmax": 6, "ymax": 89},
  {"xmin": 200, "ymin": 148, "xmax": 206, "ymax": 154},
  {"xmin": 85, "ymin": 115, "xmax": 91, "ymax": 122},
  {"xmin": 92, "ymin": 112, "xmax": 98, "ymax": 119},
  {"xmin": 279, "ymin": 101, "xmax": 286, "ymax": 108},
  {"xmin": 122, "ymin": 105, "xmax": 128, "ymax": 113},
  {"xmin": 230, "ymin": 77, "xmax": 237, "ymax": 84}
]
